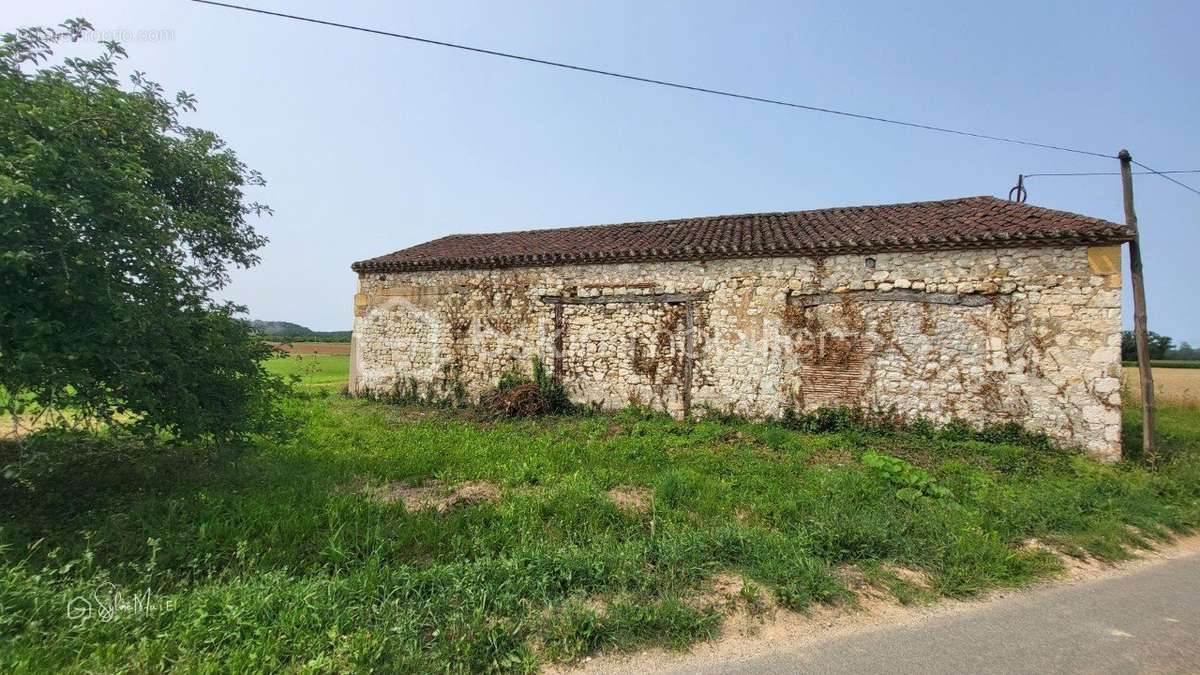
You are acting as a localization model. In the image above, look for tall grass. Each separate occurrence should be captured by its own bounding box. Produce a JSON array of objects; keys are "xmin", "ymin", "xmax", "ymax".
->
[{"xmin": 0, "ymin": 356, "xmax": 1197, "ymax": 672}]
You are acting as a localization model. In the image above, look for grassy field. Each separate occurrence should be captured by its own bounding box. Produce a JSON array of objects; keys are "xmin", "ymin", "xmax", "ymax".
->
[
  {"xmin": 266, "ymin": 351, "xmax": 350, "ymax": 388},
  {"xmin": 1, "ymin": 354, "xmax": 1198, "ymax": 672}
]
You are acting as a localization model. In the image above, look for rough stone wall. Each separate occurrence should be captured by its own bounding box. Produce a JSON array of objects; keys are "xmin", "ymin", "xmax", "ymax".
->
[
  {"xmin": 351, "ymin": 245, "xmax": 1124, "ymax": 460},
  {"xmin": 559, "ymin": 301, "xmax": 690, "ymax": 413}
]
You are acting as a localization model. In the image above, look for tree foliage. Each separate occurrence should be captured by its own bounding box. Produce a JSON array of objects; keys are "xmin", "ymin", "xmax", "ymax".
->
[
  {"xmin": 1121, "ymin": 330, "xmax": 1179, "ymax": 361},
  {"xmin": 0, "ymin": 19, "xmax": 287, "ymax": 442}
]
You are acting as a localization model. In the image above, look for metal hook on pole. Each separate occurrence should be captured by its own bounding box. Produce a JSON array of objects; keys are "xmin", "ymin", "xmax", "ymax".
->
[{"xmin": 1008, "ymin": 174, "xmax": 1027, "ymax": 203}]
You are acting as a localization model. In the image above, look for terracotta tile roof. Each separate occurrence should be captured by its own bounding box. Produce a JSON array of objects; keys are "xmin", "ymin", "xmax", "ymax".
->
[{"xmin": 351, "ymin": 196, "xmax": 1131, "ymax": 273}]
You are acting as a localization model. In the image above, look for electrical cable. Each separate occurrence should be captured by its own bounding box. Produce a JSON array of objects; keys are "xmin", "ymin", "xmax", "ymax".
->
[{"xmin": 188, "ymin": 0, "xmax": 1200, "ymax": 198}]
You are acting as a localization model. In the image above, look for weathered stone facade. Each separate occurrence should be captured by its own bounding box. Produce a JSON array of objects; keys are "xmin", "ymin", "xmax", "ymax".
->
[{"xmin": 350, "ymin": 245, "xmax": 1123, "ymax": 461}]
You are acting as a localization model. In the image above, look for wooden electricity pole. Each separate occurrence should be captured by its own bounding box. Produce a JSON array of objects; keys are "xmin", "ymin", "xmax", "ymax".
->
[{"xmin": 1119, "ymin": 149, "xmax": 1155, "ymax": 460}]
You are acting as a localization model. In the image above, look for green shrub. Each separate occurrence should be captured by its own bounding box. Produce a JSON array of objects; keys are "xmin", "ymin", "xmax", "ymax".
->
[{"xmin": 1, "ymin": 20, "xmax": 290, "ymax": 444}]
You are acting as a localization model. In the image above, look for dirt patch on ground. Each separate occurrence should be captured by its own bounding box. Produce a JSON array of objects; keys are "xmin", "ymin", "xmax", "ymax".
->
[
  {"xmin": 606, "ymin": 486, "xmax": 653, "ymax": 514},
  {"xmin": 357, "ymin": 479, "xmax": 499, "ymax": 514},
  {"xmin": 883, "ymin": 562, "xmax": 936, "ymax": 588},
  {"xmin": 836, "ymin": 565, "xmax": 887, "ymax": 601},
  {"xmin": 438, "ymin": 481, "xmax": 500, "ymax": 512},
  {"xmin": 885, "ymin": 564, "xmax": 934, "ymax": 588},
  {"xmin": 269, "ymin": 341, "xmax": 351, "ymax": 356},
  {"xmin": 677, "ymin": 573, "xmax": 778, "ymax": 645},
  {"xmin": 687, "ymin": 573, "xmax": 747, "ymax": 610}
]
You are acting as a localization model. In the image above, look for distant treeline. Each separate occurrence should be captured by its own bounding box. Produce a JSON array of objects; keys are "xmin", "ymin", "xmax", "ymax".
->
[
  {"xmin": 1121, "ymin": 331, "xmax": 1198, "ymax": 362},
  {"xmin": 247, "ymin": 320, "xmax": 351, "ymax": 343}
]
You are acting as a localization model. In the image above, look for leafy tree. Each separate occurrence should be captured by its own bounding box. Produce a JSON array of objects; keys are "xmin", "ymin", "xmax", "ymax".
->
[
  {"xmin": 0, "ymin": 20, "xmax": 287, "ymax": 442},
  {"xmin": 1121, "ymin": 330, "xmax": 1174, "ymax": 361},
  {"xmin": 1148, "ymin": 332, "xmax": 1173, "ymax": 360}
]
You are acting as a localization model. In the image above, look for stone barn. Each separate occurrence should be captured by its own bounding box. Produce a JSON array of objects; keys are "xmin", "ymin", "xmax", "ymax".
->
[{"xmin": 349, "ymin": 196, "xmax": 1132, "ymax": 460}]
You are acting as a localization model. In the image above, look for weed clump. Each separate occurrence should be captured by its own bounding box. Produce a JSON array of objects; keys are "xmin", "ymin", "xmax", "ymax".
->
[
  {"xmin": 481, "ymin": 357, "xmax": 572, "ymax": 418},
  {"xmin": 781, "ymin": 405, "xmax": 903, "ymax": 434},
  {"xmin": 861, "ymin": 451, "xmax": 953, "ymax": 502},
  {"xmin": 782, "ymin": 405, "xmax": 1058, "ymax": 453}
]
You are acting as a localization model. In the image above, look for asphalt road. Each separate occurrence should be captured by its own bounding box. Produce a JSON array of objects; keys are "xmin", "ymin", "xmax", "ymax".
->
[{"xmin": 662, "ymin": 551, "xmax": 1200, "ymax": 675}]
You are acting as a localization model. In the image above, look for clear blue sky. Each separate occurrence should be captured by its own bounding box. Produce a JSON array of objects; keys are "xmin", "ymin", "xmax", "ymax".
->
[{"xmin": 11, "ymin": 1, "xmax": 1199, "ymax": 344}]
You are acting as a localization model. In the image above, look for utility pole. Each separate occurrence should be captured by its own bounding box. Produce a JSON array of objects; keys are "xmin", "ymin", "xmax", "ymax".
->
[{"xmin": 1119, "ymin": 149, "xmax": 1155, "ymax": 460}]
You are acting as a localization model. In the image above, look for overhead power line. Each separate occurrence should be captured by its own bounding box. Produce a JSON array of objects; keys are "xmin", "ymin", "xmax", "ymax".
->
[
  {"xmin": 1020, "ymin": 167, "xmax": 1200, "ymax": 197},
  {"xmin": 1128, "ymin": 160, "xmax": 1200, "ymax": 197},
  {"xmin": 190, "ymin": 0, "xmax": 1200, "ymax": 198},
  {"xmin": 1009, "ymin": 167, "xmax": 1200, "ymax": 203},
  {"xmin": 190, "ymin": 0, "xmax": 1113, "ymax": 157},
  {"xmin": 1024, "ymin": 169, "xmax": 1200, "ymax": 178}
]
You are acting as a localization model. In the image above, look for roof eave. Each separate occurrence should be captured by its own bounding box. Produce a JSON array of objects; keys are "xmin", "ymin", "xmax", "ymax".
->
[{"xmin": 350, "ymin": 233, "xmax": 1134, "ymax": 275}]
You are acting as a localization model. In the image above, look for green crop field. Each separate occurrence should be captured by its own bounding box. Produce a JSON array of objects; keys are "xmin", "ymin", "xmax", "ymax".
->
[
  {"xmin": 264, "ymin": 352, "xmax": 350, "ymax": 389},
  {"xmin": 2, "ymin": 354, "xmax": 1198, "ymax": 672}
]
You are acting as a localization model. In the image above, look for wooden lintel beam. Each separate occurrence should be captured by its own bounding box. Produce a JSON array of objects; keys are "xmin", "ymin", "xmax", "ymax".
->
[
  {"xmin": 540, "ymin": 292, "xmax": 708, "ymax": 305},
  {"xmin": 790, "ymin": 290, "xmax": 994, "ymax": 308}
]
